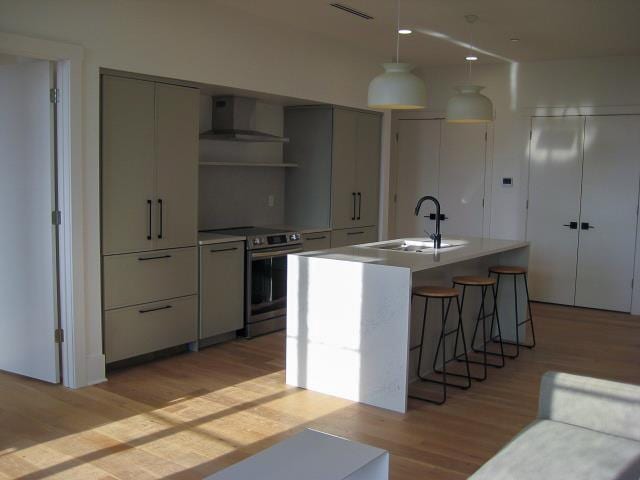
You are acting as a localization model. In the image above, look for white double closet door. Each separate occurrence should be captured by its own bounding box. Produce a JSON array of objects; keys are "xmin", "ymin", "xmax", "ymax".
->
[
  {"xmin": 527, "ymin": 115, "xmax": 640, "ymax": 312},
  {"xmin": 395, "ymin": 119, "xmax": 487, "ymax": 238}
]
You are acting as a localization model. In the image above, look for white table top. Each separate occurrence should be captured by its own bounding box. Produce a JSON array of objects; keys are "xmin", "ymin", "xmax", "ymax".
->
[{"xmin": 206, "ymin": 429, "xmax": 388, "ymax": 480}]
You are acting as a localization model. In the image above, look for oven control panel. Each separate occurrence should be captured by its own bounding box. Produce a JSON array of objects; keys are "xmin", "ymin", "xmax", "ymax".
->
[{"xmin": 250, "ymin": 232, "xmax": 302, "ymax": 249}]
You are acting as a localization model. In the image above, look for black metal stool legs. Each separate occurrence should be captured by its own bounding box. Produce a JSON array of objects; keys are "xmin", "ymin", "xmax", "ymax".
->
[
  {"xmin": 409, "ymin": 294, "xmax": 471, "ymax": 405},
  {"xmin": 489, "ymin": 271, "xmax": 536, "ymax": 359}
]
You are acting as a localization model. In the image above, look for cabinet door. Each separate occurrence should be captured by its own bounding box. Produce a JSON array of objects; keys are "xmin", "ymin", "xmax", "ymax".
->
[
  {"xmin": 330, "ymin": 226, "xmax": 378, "ymax": 248},
  {"xmin": 199, "ymin": 242, "xmax": 245, "ymax": 339},
  {"xmin": 355, "ymin": 112, "xmax": 381, "ymax": 227},
  {"xmin": 575, "ymin": 115, "xmax": 640, "ymax": 312},
  {"xmin": 331, "ymin": 108, "xmax": 358, "ymax": 229},
  {"xmin": 302, "ymin": 231, "xmax": 331, "ymax": 252},
  {"xmin": 395, "ymin": 119, "xmax": 441, "ymax": 237},
  {"xmin": 155, "ymin": 83, "xmax": 199, "ymax": 250},
  {"xmin": 438, "ymin": 122, "xmax": 487, "ymax": 237},
  {"xmin": 101, "ymin": 76, "xmax": 156, "ymax": 255},
  {"xmin": 526, "ymin": 116, "xmax": 584, "ymax": 305}
]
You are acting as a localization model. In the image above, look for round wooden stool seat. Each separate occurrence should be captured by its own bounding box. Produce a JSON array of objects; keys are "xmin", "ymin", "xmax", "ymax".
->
[
  {"xmin": 412, "ymin": 285, "xmax": 459, "ymax": 298},
  {"xmin": 453, "ymin": 275, "xmax": 496, "ymax": 286},
  {"xmin": 489, "ymin": 265, "xmax": 527, "ymax": 275}
]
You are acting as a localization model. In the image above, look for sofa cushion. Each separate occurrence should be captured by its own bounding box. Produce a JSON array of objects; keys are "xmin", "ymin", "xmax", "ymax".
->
[{"xmin": 469, "ymin": 420, "xmax": 640, "ymax": 480}]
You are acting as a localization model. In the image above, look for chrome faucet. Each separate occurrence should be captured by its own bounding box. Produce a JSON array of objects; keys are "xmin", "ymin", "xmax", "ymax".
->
[{"xmin": 414, "ymin": 195, "xmax": 442, "ymax": 249}]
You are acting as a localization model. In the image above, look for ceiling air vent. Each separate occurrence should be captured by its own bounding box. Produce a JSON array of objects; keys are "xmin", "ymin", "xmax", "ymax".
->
[{"xmin": 330, "ymin": 3, "xmax": 374, "ymax": 20}]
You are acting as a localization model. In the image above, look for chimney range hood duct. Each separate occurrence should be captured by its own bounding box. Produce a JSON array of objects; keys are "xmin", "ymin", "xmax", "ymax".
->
[{"xmin": 199, "ymin": 96, "xmax": 289, "ymax": 143}]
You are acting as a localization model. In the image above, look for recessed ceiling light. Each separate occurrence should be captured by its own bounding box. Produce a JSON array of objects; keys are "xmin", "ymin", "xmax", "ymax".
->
[
  {"xmin": 465, "ymin": 55, "xmax": 478, "ymax": 61},
  {"xmin": 398, "ymin": 28, "xmax": 412, "ymax": 35},
  {"xmin": 510, "ymin": 38, "xmax": 520, "ymax": 42}
]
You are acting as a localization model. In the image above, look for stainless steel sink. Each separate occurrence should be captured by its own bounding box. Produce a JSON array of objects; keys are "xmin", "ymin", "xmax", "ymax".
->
[{"xmin": 369, "ymin": 239, "xmax": 452, "ymax": 253}]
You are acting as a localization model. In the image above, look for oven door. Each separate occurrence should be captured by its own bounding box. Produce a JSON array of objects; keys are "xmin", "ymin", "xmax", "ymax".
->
[{"xmin": 245, "ymin": 245, "xmax": 303, "ymax": 337}]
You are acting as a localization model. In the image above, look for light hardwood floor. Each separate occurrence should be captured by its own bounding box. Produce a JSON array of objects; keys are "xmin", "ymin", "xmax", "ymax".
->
[{"xmin": 1, "ymin": 303, "xmax": 639, "ymax": 479}]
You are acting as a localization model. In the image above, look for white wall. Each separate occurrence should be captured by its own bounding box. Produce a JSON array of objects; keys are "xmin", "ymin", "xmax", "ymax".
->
[
  {"xmin": 0, "ymin": 0, "xmax": 387, "ymax": 386},
  {"xmin": 391, "ymin": 56, "xmax": 640, "ymax": 241}
]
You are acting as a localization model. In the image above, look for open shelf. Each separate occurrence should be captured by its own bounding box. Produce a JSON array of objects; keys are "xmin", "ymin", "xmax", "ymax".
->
[{"xmin": 199, "ymin": 161, "xmax": 298, "ymax": 168}]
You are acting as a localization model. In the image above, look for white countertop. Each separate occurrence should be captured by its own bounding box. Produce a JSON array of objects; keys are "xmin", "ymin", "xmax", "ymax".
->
[
  {"xmin": 198, "ymin": 232, "xmax": 246, "ymax": 246},
  {"xmin": 298, "ymin": 236, "xmax": 529, "ymax": 273}
]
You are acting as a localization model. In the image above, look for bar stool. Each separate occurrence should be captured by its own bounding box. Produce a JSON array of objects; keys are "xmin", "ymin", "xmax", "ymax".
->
[
  {"xmin": 409, "ymin": 285, "xmax": 472, "ymax": 405},
  {"xmin": 452, "ymin": 276, "xmax": 506, "ymax": 381},
  {"xmin": 488, "ymin": 266, "xmax": 536, "ymax": 359}
]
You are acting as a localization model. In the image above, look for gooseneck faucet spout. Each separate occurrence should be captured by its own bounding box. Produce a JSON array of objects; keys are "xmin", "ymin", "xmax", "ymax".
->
[{"xmin": 415, "ymin": 195, "xmax": 442, "ymax": 249}]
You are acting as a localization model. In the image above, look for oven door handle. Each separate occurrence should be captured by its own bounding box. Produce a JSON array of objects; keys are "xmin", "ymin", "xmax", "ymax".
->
[{"xmin": 250, "ymin": 247, "xmax": 303, "ymax": 260}]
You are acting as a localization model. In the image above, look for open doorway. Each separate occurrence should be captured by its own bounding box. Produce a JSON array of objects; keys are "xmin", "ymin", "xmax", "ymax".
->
[{"xmin": 0, "ymin": 54, "xmax": 61, "ymax": 383}]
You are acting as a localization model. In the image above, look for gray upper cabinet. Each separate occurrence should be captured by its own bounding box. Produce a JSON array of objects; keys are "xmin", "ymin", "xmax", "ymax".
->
[
  {"xmin": 331, "ymin": 108, "xmax": 359, "ymax": 229},
  {"xmin": 155, "ymin": 83, "xmax": 199, "ymax": 250},
  {"xmin": 284, "ymin": 106, "xmax": 381, "ymax": 233},
  {"xmin": 101, "ymin": 75, "xmax": 199, "ymax": 255},
  {"xmin": 355, "ymin": 112, "xmax": 381, "ymax": 228},
  {"xmin": 102, "ymin": 76, "xmax": 156, "ymax": 255}
]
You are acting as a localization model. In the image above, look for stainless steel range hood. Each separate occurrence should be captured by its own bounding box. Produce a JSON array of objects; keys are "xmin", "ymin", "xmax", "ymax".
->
[{"xmin": 199, "ymin": 96, "xmax": 289, "ymax": 143}]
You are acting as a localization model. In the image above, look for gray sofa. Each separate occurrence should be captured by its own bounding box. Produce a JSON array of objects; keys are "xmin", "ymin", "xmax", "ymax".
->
[{"xmin": 469, "ymin": 371, "xmax": 640, "ymax": 479}]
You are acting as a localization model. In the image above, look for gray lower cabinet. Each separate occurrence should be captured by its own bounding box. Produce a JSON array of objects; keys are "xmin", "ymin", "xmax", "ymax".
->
[
  {"xmin": 103, "ymin": 247, "xmax": 197, "ymax": 309},
  {"xmin": 330, "ymin": 226, "xmax": 378, "ymax": 248},
  {"xmin": 302, "ymin": 231, "xmax": 331, "ymax": 252},
  {"xmin": 105, "ymin": 295, "xmax": 197, "ymax": 363},
  {"xmin": 199, "ymin": 242, "xmax": 245, "ymax": 339}
]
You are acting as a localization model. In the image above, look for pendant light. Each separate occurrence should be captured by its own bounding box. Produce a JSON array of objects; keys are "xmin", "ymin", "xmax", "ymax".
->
[
  {"xmin": 368, "ymin": 0, "xmax": 426, "ymax": 110},
  {"xmin": 446, "ymin": 15, "xmax": 494, "ymax": 123}
]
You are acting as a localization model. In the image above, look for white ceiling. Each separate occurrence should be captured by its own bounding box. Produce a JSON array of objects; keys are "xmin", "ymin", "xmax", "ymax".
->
[{"xmin": 217, "ymin": 0, "xmax": 640, "ymax": 66}]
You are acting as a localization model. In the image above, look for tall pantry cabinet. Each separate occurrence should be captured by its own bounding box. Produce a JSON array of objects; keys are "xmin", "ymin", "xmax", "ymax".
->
[
  {"xmin": 101, "ymin": 74, "xmax": 199, "ymax": 363},
  {"xmin": 284, "ymin": 106, "xmax": 381, "ymax": 247}
]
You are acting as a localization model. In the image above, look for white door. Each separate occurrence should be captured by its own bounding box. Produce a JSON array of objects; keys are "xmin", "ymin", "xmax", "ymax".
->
[
  {"xmin": 0, "ymin": 59, "xmax": 60, "ymax": 382},
  {"xmin": 526, "ymin": 116, "xmax": 584, "ymax": 305},
  {"xmin": 575, "ymin": 115, "xmax": 640, "ymax": 311},
  {"xmin": 395, "ymin": 119, "xmax": 440, "ymax": 237},
  {"xmin": 438, "ymin": 122, "xmax": 487, "ymax": 236}
]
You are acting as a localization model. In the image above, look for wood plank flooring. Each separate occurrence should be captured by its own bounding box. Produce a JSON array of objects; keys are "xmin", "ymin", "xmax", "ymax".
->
[{"xmin": 1, "ymin": 303, "xmax": 639, "ymax": 479}]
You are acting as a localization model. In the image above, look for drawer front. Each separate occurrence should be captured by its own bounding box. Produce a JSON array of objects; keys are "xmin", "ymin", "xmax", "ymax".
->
[
  {"xmin": 105, "ymin": 295, "xmax": 197, "ymax": 363},
  {"xmin": 103, "ymin": 247, "xmax": 197, "ymax": 309},
  {"xmin": 330, "ymin": 226, "xmax": 378, "ymax": 248},
  {"xmin": 199, "ymin": 242, "xmax": 245, "ymax": 339},
  {"xmin": 302, "ymin": 231, "xmax": 331, "ymax": 252}
]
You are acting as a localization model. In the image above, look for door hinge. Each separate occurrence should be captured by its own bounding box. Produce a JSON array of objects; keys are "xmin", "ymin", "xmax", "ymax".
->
[
  {"xmin": 482, "ymin": 197, "xmax": 485, "ymax": 208},
  {"xmin": 52, "ymin": 210, "xmax": 61, "ymax": 225},
  {"xmin": 55, "ymin": 328, "xmax": 64, "ymax": 343},
  {"xmin": 395, "ymin": 132, "xmax": 399, "ymax": 142},
  {"xmin": 485, "ymin": 131, "xmax": 488, "ymax": 141},
  {"xmin": 526, "ymin": 199, "xmax": 529, "ymax": 210},
  {"xmin": 632, "ymin": 278, "xmax": 635, "ymax": 290},
  {"xmin": 393, "ymin": 193, "xmax": 397, "ymax": 203},
  {"xmin": 529, "ymin": 130, "xmax": 532, "ymax": 140},
  {"xmin": 49, "ymin": 88, "xmax": 60, "ymax": 104}
]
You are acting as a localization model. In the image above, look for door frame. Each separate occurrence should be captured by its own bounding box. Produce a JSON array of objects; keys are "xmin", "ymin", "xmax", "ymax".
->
[
  {"xmin": 0, "ymin": 32, "xmax": 85, "ymax": 387},
  {"xmin": 389, "ymin": 110, "xmax": 494, "ymax": 239},
  {"xmin": 524, "ymin": 107, "xmax": 640, "ymax": 315}
]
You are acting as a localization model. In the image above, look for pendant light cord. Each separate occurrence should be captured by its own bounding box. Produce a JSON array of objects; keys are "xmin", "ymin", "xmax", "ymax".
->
[
  {"xmin": 467, "ymin": 20, "xmax": 473, "ymax": 82},
  {"xmin": 396, "ymin": 0, "xmax": 400, "ymax": 62}
]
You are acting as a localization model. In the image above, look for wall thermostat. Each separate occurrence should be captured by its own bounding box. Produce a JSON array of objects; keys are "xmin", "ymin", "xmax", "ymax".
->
[{"xmin": 502, "ymin": 177, "xmax": 513, "ymax": 187}]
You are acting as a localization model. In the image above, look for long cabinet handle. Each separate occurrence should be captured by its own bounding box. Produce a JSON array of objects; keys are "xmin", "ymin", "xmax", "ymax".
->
[
  {"xmin": 305, "ymin": 235, "xmax": 327, "ymax": 241},
  {"xmin": 139, "ymin": 305, "xmax": 172, "ymax": 314},
  {"xmin": 351, "ymin": 192, "xmax": 356, "ymax": 220},
  {"xmin": 146, "ymin": 200, "xmax": 152, "ymax": 240},
  {"xmin": 357, "ymin": 192, "xmax": 362, "ymax": 220},
  {"xmin": 210, "ymin": 247, "xmax": 238, "ymax": 253},
  {"xmin": 138, "ymin": 254, "xmax": 172, "ymax": 261},
  {"xmin": 347, "ymin": 231, "xmax": 364, "ymax": 236},
  {"xmin": 157, "ymin": 199, "xmax": 163, "ymax": 239}
]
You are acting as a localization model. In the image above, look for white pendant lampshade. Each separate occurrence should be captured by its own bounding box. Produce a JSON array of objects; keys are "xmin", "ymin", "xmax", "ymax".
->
[
  {"xmin": 368, "ymin": 63, "xmax": 427, "ymax": 110},
  {"xmin": 446, "ymin": 85, "xmax": 493, "ymax": 123}
]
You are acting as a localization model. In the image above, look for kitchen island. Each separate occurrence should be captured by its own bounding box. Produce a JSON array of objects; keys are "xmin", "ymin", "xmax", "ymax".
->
[{"xmin": 286, "ymin": 236, "xmax": 530, "ymax": 413}]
